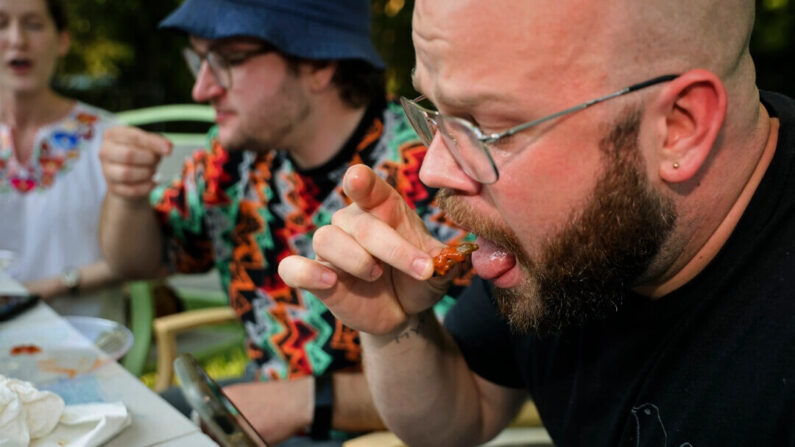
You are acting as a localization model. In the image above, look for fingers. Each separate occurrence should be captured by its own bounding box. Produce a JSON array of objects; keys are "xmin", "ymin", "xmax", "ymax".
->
[
  {"xmin": 340, "ymin": 165, "xmax": 435, "ymax": 278},
  {"xmin": 278, "ymin": 165, "xmax": 448, "ymax": 335},
  {"xmin": 327, "ymin": 208, "xmax": 433, "ymax": 280},
  {"xmin": 104, "ymin": 125, "xmax": 172, "ymax": 156},
  {"xmin": 313, "ymin": 225, "xmax": 383, "ymax": 281},
  {"xmin": 278, "ymin": 254, "xmax": 410, "ymax": 335},
  {"xmin": 342, "ymin": 164, "xmax": 413, "ymax": 228},
  {"xmin": 107, "ymin": 181, "xmax": 159, "ymax": 200},
  {"xmin": 278, "ymin": 255, "xmax": 337, "ymax": 291},
  {"xmin": 100, "ymin": 126, "xmax": 172, "ymax": 201},
  {"xmin": 103, "ymin": 163, "xmax": 158, "ymax": 183}
]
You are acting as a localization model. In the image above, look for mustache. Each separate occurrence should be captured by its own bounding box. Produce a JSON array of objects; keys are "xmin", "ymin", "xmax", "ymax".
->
[{"xmin": 436, "ymin": 188, "xmax": 529, "ymax": 260}]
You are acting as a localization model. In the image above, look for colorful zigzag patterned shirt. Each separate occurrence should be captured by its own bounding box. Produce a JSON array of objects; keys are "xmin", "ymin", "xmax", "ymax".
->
[{"xmin": 151, "ymin": 99, "xmax": 473, "ymax": 380}]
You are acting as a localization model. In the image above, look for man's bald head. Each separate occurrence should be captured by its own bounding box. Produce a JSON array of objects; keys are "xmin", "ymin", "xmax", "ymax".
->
[
  {"xmin": 617, "ymin": 0, "xmax": 755, "ymax": 82},
  {"xmin": 412, "ymin": 0, "xmax": 756, "ymax": 97}
]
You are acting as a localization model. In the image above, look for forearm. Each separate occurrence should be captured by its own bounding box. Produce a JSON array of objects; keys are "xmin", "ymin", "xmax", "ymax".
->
[
  {"xmin": 24, "ymin": 261, "xmax": 121, "ymax": 300},
  {"xmin": 224, "ymin": 372, "xmax": 384, "ymax": 443},
  {"xmin": 360, "ymin": 311, "xmax": 490, "ymax": 446},
  {"xmin": 99, "ymin": 194, "xmax": 166, "ymax": 278},
  {"xmin": 330, "ymin": 372, "xmax": 386, "ymax": 432}
]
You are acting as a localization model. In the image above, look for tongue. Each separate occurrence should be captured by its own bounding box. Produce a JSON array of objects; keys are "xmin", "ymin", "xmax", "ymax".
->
[{"xmin": 471, "ymin": 236, "xmax": 516, "ymax": 280}]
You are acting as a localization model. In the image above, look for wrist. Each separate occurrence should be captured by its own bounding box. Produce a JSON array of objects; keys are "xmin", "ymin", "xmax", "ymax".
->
[
  {"xmin": 108, "ymin": 191, "xmax": 152, "ymax": 210},
  {"xmin": 366, "ymin": 311, "xmax": 432, "ymax": 349},
  {"xmin": 60, "ymin": 267, "xmax": 80, "ymax": 296}
]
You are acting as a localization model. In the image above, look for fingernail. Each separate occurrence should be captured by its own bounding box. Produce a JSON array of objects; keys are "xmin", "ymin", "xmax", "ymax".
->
[
  {"xmin": 320, "ymin": 270, "xmax": 336, "ymax": 287},
  {"xmin": 412, "ymin": 258, "xmax": 431, "ymax": 279},
  {"xmin": 161, "ymin": 141, "xmax": 173, "ymax": 155},
  {"xmin": 369, "ymin": 264, "xmax": 382, "ymax": 280}
]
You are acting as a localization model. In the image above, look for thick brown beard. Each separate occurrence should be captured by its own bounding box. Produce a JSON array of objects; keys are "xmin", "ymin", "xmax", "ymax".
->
[{"xmin": 438, "ymin": 108, "xmax": 676, "ymax": 335}]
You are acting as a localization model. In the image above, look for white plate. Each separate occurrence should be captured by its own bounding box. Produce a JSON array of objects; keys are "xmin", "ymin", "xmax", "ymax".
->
[{"xmin": 64, "ymin": 316, "xmax": 134, "ymax": 361}]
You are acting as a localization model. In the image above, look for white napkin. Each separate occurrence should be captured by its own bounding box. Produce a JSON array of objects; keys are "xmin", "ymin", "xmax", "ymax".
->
[
  {"xmin": 0, "ymin": 375, "xmax": 64, "ymax": 447},
  {"xmin": 31, "ymin": 402, "xmax": 131, "ymax": 447},
  {"xmin": 0, "ymin": 375, "xmax": 131, "ymax": 447}
]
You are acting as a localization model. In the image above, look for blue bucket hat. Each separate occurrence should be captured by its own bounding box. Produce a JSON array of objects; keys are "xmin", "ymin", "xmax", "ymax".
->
[{"xmin": 159, "ymin": 0, "xmax": 385, "ymax": 70}]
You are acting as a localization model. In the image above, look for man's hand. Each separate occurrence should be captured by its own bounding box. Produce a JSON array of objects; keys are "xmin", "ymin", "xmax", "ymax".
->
[
  {"xmin": 222, "ymin": 378, "xmax": 314, "ymax": 444},
  {"xmin": 279, "ymin": 164, "xmax": 456, "ymax": 336},
  {"xmin": 99, "ymin": 125, "xmax": 172, "ymax": 204},
  {"xmin": 98, "ymin": 126, "xmax": 171, "ymax": 277}
]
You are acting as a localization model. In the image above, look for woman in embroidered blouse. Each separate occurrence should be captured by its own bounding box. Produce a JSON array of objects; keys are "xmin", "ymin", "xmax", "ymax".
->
[{"xmin": 0, "ymin": 0, "xmax": 121, "ymax": 316}]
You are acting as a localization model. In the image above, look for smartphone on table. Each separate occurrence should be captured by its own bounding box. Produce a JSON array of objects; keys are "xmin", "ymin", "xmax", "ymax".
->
[{"xmin": 0, "ymin": 294, "xmax": 40, "ymax": 322}]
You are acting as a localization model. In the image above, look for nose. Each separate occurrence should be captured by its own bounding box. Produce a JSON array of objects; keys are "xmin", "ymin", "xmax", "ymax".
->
[
  {"xmin": 419, "ymin": 133, "xmax": 482, "ymax": 193},
  {"xmin": 191, "ymin": 62, "xmax": 225, "ymax": 103},
  {"xmin": 3, "ymin": 21, "xmax": 27, "ymax": 48}
]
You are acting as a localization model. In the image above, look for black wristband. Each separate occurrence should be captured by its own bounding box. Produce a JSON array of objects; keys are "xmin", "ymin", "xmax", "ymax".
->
[{"xmin": 310, "ymin": 373, "xmax": 333, "ymax": 440}]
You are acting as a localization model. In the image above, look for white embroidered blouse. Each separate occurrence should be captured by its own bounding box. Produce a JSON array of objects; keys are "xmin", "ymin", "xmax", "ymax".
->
[{"xmin": 0, "ymin": 102, "xmax": 117, "ymax": 282}]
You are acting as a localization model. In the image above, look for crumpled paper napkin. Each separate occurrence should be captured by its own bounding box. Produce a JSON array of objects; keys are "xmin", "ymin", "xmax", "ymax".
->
[
  {"xmin": 0, "ymin": 375, "xmax": 63, "ymax": 446},
  {"xmin": 0, "ymin": 375, "xmax": 131, "ymax": 447}
]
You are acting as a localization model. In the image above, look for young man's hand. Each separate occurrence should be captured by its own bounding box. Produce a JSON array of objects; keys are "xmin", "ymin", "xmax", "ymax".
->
[{"xmin": 99, "ymin": 125, "xmax": 172, "ymax": 204}]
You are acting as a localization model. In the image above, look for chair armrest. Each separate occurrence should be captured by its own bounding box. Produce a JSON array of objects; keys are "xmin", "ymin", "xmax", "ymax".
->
[{"xmin": 152, "ymin": 307, "xmax": 237, "ymax": 392}]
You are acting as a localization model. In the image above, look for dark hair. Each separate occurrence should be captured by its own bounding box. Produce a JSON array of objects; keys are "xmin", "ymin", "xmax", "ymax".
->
[
  {"xmin": 45, "ymin": 0, "xmax": 68, "ymax": 31},
  {"xmin": 330, "ymin": 59, "xmax": 385, "ymax": 109},
  {"xmin": 285, "ymin": 55, "xmax": 385, "ymax": 109}
]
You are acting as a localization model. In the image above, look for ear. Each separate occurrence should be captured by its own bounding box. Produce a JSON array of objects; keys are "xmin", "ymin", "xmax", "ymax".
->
[
  {"xmin": 302, "ymin": 61, "xmax": 337, "ymax": 93},
  {"xmin": 651, "ymin": 69, "xmax": 727, "ymax": 183},
  {"xmin": 57, "ymin": 31, "xmax": 71, "ymax": 57}
]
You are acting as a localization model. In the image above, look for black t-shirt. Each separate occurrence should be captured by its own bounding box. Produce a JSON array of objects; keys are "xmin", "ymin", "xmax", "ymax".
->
[{"xmin": 445, "ymin": 91, "xmax": 795, "ymax": 446}]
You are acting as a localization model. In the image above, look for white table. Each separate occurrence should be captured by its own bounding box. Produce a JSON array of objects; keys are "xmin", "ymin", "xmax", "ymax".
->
[{"xmin": 0, "ymin": 272, "xmax": 218, "ymax": 446}]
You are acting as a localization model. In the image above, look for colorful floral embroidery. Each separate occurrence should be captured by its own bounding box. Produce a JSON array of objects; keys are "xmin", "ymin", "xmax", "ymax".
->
[{"xmin": 0, "ymin": 111, "xmax": 100, "ymax": 193}]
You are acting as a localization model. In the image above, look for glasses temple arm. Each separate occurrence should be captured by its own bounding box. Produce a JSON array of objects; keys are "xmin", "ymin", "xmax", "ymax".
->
[{"xmin": 490, "ymin": 74, "xmax": 680, "ymax": 141}]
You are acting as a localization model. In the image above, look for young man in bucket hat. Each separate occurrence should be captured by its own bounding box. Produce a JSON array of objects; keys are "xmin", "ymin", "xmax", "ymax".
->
[{"xmin": 98, "ymin": 0, "xmax": 471, "ymax": 444}]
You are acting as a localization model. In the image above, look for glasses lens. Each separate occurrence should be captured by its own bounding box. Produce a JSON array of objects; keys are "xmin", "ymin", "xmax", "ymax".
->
[
  {"xmin": 205, "ymin": 52, "xmax": 231, "ymax": 89},
  {"xmin": 439, "ymin": 118, "xmax": 498, "ymax": 184},
  {"xmin": 400, "ymin": 97, "xmax": 436, "ymax": 145},
  {"xmin": 182, "ymin": 48, "xmax": 202, "ymax": 79}
]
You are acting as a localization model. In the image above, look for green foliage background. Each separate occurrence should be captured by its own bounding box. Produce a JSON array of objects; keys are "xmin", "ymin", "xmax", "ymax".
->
[{"xmin": 55, "ymin": 0, "xmax": 793, "ymax": 113}]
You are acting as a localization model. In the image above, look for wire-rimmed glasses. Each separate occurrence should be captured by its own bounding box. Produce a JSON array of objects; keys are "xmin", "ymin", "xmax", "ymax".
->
[{"xmin": 400, "ymin": 74, "xmax": 679, "ymax": 184}]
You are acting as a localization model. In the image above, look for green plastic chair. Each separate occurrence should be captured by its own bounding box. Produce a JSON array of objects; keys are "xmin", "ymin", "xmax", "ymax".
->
[
  {"xmin": 116, "ymin": 104, "xmax": 215, "ymax": 146},
  {"xmin": 121, "ymin": 281, "xmax": 157, "ymax": 376},
  {"xmin": 122, "ymin": 278, "xmax": 245, "ymax": 389}
]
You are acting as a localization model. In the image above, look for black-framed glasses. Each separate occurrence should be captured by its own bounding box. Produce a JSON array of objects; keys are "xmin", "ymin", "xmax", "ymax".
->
[
  {"xmin": 400, "ymin": 74, "xmax": 679, "ymax": 184},
  {"xmin": 182, "ymin": 46, "xmax": 273, "ymax": 90}
]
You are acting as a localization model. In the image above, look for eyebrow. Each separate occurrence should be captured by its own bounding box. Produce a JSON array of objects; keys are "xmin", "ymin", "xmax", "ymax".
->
[{"xmin": 409, "ymin": 66, "xmax": 509, "ymax": 112}]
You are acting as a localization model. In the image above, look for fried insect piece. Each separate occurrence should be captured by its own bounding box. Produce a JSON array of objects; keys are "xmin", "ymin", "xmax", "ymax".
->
[{"xmin": 432, "ymin": 242, "xmax": 479, "ymax": 277}]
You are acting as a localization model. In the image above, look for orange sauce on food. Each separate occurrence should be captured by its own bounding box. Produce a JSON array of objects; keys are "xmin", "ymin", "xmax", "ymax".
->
[
  {"xmin": 432, "ymin": 242, "xmax": 478, "ymax": 276},
  {"xmin": 10, "ymin": 344, "xmax": 42, "ymax": 355}
]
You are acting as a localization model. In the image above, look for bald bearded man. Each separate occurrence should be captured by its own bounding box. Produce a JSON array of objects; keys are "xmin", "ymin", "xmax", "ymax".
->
[{"xmin": 278, "ymin": 0, "xmax": 795, "ymax": 445}]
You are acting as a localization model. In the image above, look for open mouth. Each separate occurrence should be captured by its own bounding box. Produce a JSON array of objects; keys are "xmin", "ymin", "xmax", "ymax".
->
[
  {"xmin": 471, "ymin": 236, "xmax": 519, "ymax": 286},
  {"xmin": 8, "ymin": 58, "xmax": 33, "ymax": 70}
]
